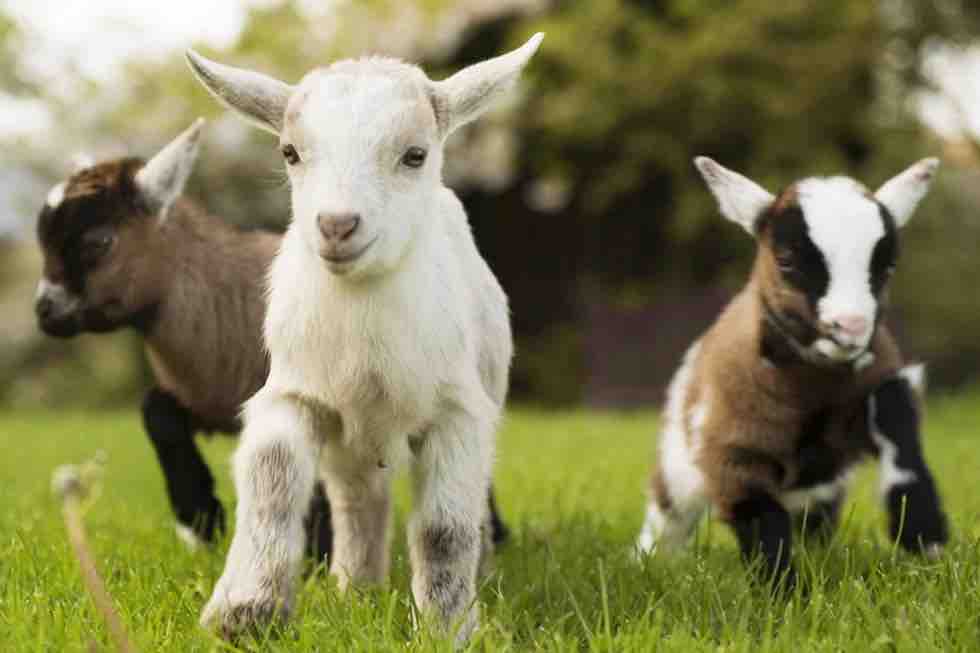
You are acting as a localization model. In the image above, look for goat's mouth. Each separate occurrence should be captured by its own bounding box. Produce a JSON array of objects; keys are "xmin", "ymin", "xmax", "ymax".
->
[
  {"xmin": 320, "ymin": 235, "xmax": 379, "ymax": 268},
  {"xmin": 811, "ymin": 337, "xmax": 868, "ymax": 366}
]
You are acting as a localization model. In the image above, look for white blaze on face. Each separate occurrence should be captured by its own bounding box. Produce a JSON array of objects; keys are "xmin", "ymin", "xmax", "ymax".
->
[
  {"xmin": 797, "ymin": 177, "xmax": 885, "ymax": 356},
  {"xmin": 35, "ymin": 278, "xmax": 81, "ymax": 315}
]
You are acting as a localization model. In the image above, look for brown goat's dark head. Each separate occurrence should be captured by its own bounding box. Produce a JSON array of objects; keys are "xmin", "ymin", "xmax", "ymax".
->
[
  {"xmin": 694, "ymin": 156, "xmax": 939, "ymax": 366},
  {"xmin": 35, "ymin": 120, "xmax": 204, "ymax": 337}
]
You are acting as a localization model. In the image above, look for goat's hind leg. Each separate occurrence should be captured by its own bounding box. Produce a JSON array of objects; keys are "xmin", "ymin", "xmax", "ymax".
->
[
  {"xmin": 304, "ymin": 480, "xmax": 333, "ymax": 566},
  {"xmin": 636, "ymin": 468, "xmax": 705, "ymax": 554},
  {"xmin": 869, "ymin": 369, "xmax": 948, "ymax": 557},
  {"xmin": 142, "ymin": 388, "xmax": 224, "ymax": 547},
  {"xmin": 321, "ymin": 442, "xmax": 392, "ymax": 590},
  {"xmin": 200, "ymin": 390, "xmax": 319, "ymax": 638}
]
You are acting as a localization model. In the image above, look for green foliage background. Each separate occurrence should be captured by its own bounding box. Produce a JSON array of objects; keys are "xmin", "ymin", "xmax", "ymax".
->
[{"xmin": 1, "ymin": 0, "xmax": 978, "ymax": 406}]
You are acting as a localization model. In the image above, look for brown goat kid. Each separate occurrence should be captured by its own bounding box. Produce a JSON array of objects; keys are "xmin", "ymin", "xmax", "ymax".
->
[
  {"xmin": 636, "ymin": 157, "xmax": 949, "ymax": 586},
  {"xmin": 34, "ymin": 121, "xmax": 509, "ymax": 554}
]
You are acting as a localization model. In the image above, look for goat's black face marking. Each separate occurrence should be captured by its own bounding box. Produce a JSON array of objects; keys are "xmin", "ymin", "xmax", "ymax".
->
[
  {"xmin": 35, "ymin": 158, "xmax": 164, "ymax": 335},
  {"xmin": 767, "ymin": 205, "xmax": 830, "ymax": 311},
  {"xmin": 37, "ymin": 158, "xmax": 148, "ymax": 292},
  {"xmin": 869, "ymin": 204, "xmax": 899, "ymax": 296}
]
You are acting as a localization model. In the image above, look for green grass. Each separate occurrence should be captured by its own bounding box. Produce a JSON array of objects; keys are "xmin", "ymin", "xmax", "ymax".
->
[{"xmin": 1, "ymin": 396, "xmax": 979, "ymax": 652}]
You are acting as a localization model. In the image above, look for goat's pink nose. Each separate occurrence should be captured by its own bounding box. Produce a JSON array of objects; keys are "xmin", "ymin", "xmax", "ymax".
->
[
  {"xmin": 829, "ymin": 315, "xmax": 869, "ymax": 339},
  {"xmin": 317, "ymin": 212, "xmax": 360, "ymax": 243}
]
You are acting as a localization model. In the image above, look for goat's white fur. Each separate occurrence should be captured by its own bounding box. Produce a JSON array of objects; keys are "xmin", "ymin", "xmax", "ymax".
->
[
  {"xmin": 868, "ymin": 393, "xmax": 917, "ymax": 497},
  {"xmin": 134, "ymin": 118, "xmax": 205, "ymax": 221},
  {"xmin": 693, "ymin": 157, "xmax": 774, "ymax": 234},
  {"xmin": 45, "ymin": 182, "xmax": 66, "ymax": 208},
  {"xmin": 875, "ymin": 158, "xmax": 940, "ymax": 228},
  {"xmin": 798, "ymin": 177, "xmax": 885, "ymax": 352},
  {"xmin": 636, "ymin": 343, "xmax": 707, "ymax": 555},
  {"xmin": 190, "ymin": 36, "xmax": 541, "ymax": 642}
]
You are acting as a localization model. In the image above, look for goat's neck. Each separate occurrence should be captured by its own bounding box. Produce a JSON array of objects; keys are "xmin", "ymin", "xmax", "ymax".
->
[
  {"xmin": 746, "ymin": 285, "xmax": 852, "ymax": 412},
  {"xmin": 145, "ymin": 201, "xmax": 274, "ymax": 354}
]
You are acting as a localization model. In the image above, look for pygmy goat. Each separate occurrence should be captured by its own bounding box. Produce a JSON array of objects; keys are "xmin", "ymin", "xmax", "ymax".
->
[
  {"xmin": 34, "ymin": 122, "xmax": 509, "ymax": 561},
  {"xmin": 34, "ymin": 121, "xmax": 333, "ymax": 557},
  {"xmin": 187, "ymin": 33, "xmax": 542, "ymax": 641},
  {"xmin": 635, "ymin": 157, "xmax": 949, "ymax": 585}
]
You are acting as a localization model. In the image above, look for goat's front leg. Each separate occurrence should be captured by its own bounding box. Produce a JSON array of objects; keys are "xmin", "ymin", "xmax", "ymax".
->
[
  {"xmin": 869, "ymin": 371, "xmax": 948, "ymax": 557},
  {"xmin": 200, "ymin": 389, "xmax": 319, "ymax": 638},
  {"xmin": 321, "ymin": 441, "xmax": 392, "ymax": 590},
  {"xmin": 728, "ymin": 490, "xmax": 795, "ymax": 589},
  {"xmin": 409, "ymin": 405, "xmax": 494, "ymax": 645},
  {"xmin": 142, "ymin": 388, "xmax": 224, "ymax": 547}
]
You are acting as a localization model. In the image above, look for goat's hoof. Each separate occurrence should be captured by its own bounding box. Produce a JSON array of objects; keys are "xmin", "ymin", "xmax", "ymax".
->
[
  {"xmin": 924, "ymin": 542, "xmax": 944, "ymax": 560},
  {"xmin": 175, "ymin": 523, "xmax": 205, "ymax": 552},
  {"xmin": 200, "ymin": 587, "xmax": 288, "ymax": 640}
]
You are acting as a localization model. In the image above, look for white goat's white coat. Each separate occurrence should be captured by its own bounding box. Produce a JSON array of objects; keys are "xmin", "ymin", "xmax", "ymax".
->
[{"xmin": 187, "ymin": 35, "xmax": 542, "ymax": 642}]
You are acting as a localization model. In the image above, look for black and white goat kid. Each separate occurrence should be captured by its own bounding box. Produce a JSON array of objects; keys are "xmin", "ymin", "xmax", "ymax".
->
[{"xmin": 635, "ymin": 157, "xmax": 949, "ymax": 585}]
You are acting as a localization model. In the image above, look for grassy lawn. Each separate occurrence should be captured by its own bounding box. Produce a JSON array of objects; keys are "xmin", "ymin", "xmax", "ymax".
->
[{"xmin": 1, "ymin": 396, "xmax": 978, "ymax": 651}]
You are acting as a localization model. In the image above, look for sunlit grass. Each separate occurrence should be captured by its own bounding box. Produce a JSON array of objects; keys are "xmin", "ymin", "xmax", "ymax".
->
[{"xmin": 1, "ymin": 395, "xmax": 978, "ymax": 651}]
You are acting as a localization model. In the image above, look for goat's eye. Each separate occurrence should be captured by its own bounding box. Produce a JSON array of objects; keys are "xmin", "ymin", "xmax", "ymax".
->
[
  {"xmin": 775, "ymin": 254, "xmax": 795, "ymax": 274},
  {"xmin": 282, "ymin": 144, "xmax": 301, "ymax": 165},
  {"xmin": 401, "ymin": 146, "xmax": 427, "ymax": 169},
  {"xmin": 81, "ymin": 232, "xmax": 114, "ymax": 264}
]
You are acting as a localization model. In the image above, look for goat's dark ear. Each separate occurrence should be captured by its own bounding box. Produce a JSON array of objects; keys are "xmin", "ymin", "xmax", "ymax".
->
[
  {"xmin": 875, "ymin": 158, "xmax": 939, "ymax": 228},
  {"xmin": 693, "ymin": 157, "xmax": 774, "ymax": 235},
  {"xmin": 430, "ymin": 32, "xmax": 543, "ymax": 137},
  {"xmin": 135, "ymin": 119, "xmax": 205, "ymax": 221},
  {"xmin": 186, "ymin": 50, "xmax": 293, "ymax": 135}
]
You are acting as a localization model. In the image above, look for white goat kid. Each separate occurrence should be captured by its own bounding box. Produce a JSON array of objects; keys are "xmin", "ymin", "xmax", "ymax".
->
[{"xmin": 187, "ymin": 34, "xmax": 543, "ymax": 641}]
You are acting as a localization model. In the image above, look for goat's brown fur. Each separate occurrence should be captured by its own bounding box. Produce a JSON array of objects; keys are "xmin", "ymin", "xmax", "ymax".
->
[
  {"xmin": 39, "ymin": 159, "xmax": 278, "ymax": 428},
  {"xmin": 638, "ymin": 161, "xmax": 948, "ymax": 580},
  {"xmin": 684, "ymin": 283, "xmax": 901, "ymax": 519}
]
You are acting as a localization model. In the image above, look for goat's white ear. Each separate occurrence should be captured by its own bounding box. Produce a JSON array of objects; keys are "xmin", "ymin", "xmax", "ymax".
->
[
  {"xmin": 431, "ymin": 32, "xmax": 544, "ymax": 136},
  {"xmin": 185, "ymin": 50, "xmax": 294, "ymax": 135},
  {"xmin": 874, "ymin": 158, "xmax": 939, "ymax": 228},
  {"xmin": 694, "ymin": 157, "xmax": 774, "ymax": 234},
  {"xmin": 135, "ymin": 118, "xmax": 205, "ymax": 220}
]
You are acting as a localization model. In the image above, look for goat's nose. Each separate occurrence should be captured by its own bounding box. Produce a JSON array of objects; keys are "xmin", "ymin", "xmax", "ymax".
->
[
  {"xmin": 828, "ymin": 314, "xmax": 869, "ymax": 340},
  {"xmin": 35, "ymin": 295, "xmax": 54, "ymax": 321},
  {"xmin": 317, "ymin": 213, "xmax": 360, "ymax": 243}
]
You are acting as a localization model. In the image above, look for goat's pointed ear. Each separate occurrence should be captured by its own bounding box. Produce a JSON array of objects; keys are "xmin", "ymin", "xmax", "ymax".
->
[
  {"xmin": 431, "ymin": 32, "xmax": 543, "ymax": 137},
  {"xmin": 694, "ymin": 157, "xmax": 774, "ymax": 234},
  {"xmin": 185, "ymin": 50, "xmax": 294, "ymax": 135},
  {"xmin": 875, "ymin": 158, "xmax": 939, "ymax": 228},
  {"xmin": 135, "ymin": 118, "xmax": 205, "ymax": 220}
]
